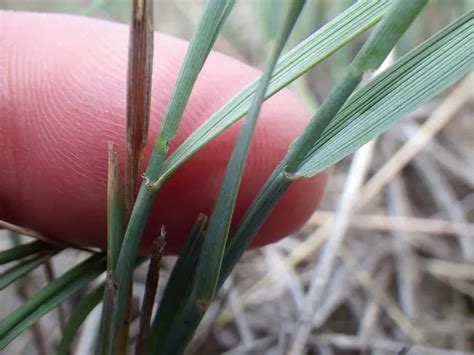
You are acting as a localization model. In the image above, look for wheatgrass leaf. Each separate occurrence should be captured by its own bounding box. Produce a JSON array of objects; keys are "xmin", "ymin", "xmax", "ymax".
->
[
  {"xmin": 57, "ymin": 284, "xmax": 105, "ymax": 355},
  {"xmin": 158, "ymin": 0, "xmax": 391, "ymax": 186},
  {"xmin": 283, "ymin": 0, "xmax": 429, "ymax": 173},
  {"xmin": 295, "ymin": 11, "xmax": 473, "ymax": 177},
  {"xmin": 192, "ymin": 0, "xmax": 306, "ymax": 313},
  {"xmin": 0, "ymin": 241, "xmax": 54, "ymax": 265},
  {"xmin": 223, "ymin": 0, "xmax": 430, "ymax": 285},
  {"xmin": 148, "ymin": 2, "xmax": 306, "ymax": 353},
  {"xmin": 0, "ymin": 254, "xmax": 54, "ymax": 290},
  {"xmin": 0, "ymin": 254, "xmax": 106, "ymax": 349}
]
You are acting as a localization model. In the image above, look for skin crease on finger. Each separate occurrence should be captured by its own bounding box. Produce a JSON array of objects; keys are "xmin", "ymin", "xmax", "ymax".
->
[{"xmin": 0, "ymin": 11, "xmax": 327, "ymax": 255}]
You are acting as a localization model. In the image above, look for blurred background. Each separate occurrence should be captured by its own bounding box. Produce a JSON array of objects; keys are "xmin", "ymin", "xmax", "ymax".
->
[{"xmin": 1, "ymin": 1, "xmax": 473, "ymax": 354}]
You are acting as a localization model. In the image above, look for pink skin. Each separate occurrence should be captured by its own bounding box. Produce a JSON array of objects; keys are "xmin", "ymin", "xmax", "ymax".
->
[{"xmin": 0, "ymin": 11, "xmax": 327, "ymax": 255}]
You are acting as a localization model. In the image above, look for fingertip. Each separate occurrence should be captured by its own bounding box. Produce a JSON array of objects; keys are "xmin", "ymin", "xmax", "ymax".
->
[{"xmin": 0, "ymin": 11, "xmax": 327, "ymax": 254}]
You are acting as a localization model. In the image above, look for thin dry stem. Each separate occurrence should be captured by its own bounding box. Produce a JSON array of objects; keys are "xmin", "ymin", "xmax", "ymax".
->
[
  {"xmin": 0, "ymin": 221, "xmax": 55, "ymax": 246},
  {"xmin": 135, "ymin": 229, "xmax": 165, "ymax": 355},
  {"xmin": 125, "ymin": 0, "xmax": 155, "ymax": 212},
  {"xmin": 117, "ymin": 1, "xmax": 155, "ymax": 352},
  {"xmin": 309, "ymin": 212, "xmax": 474, "ymax": 237}
]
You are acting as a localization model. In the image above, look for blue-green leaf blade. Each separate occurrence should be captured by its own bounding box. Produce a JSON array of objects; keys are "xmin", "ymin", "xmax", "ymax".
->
[{"xmin": 295, "ymin": 11, "xmax": 473, "ymax": 177}]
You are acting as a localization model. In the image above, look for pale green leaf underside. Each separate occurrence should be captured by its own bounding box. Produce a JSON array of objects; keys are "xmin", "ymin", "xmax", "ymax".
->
[
  {"xmin": 295, "ymin": 11, "xmax": 473, "ymax": 177},
  {"xmin": 159, "ymin": 0, "xmax": 390, "ymax": 184}
]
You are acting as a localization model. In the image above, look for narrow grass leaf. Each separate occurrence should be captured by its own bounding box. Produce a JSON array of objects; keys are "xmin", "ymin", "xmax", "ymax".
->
[
  {"xmin": 57, "ymin": 284, "xmax": 105, "ymax": 355},
  {"xmin": 296, "ymin": 11, "xmax": 473, "ymax": 177},
  {"xmin": 223, "ymin": 0, "xmax": 429, "ymax": 284},
  {"xmin": 149, "ymin": 3, "xmax": 306, "ymax": 353},
  {"xmin": 96, "ymin": 273, "xmax": 116, "ymax": 355},
  {"xmin": 155, "ymin": 0, "xmax": 440, "ymax": 341},
  {"xmin": 139, "ymin": 2, "xmax": 412, "ymax": 353},
  {"xmin": 284, "ymin": 0, "xmax": 428, "ymax": 172},
  {"xmin": 193, "ymin": 0, "xmax": 306, "ymax": 311},
  {"xmin": 0, "ymin": 254, "xmax": 106, "ymax": 349},
  {"xmin": 221, "ymin": 170, "xmax": 290, "ymax": 282},
  {"xmin": 144, "ymin": 0, "xmax": 236, "ymax": 192},
  {"xmin": 0, "ymin": 254, "xmax": 54, "ymax": 290},
  {"xmin": 0, "ymin": 241, "xmax": 54, "ymax": 265},
  {"xmin": 158, "ymin": 0, "xmax": 391, "ymax": 186},
  {"xmin": 209, "ymin": 0, "xmax": 236, "ymax": 54}
]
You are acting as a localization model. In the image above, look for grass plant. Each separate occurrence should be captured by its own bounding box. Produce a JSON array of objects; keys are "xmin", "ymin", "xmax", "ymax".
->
[{"xmin": 0, "ymin": 0, "xmax": 472, "ymax": 353}]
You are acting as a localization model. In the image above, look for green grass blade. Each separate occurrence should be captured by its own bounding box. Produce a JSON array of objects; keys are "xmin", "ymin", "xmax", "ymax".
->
[
  {"xmin": 143, "ymin": 0, "xmax": 236, "ymax": 191},
  {"xmin": 295, "ymin": 11, "xmax": 473, "ymax": 177},
  {"xmin": 209, "ymin": 0, "xmax": 236, "ymax": 53},
  {"xmin": 0, "ymin": 254, "xmax": 54, "ymax": 290},
  {"xmin": 146, "ymin": 214, "xmax": 207, "ymax": 353},
  {"xmin": 165, "ymin": 0, "xmax": 448, "ymax": 342},
  {"xmin": 221, "ymin": 169, "xmax": 290, "ymax": 281},
  {"xmin": 284, "ymin": 0, "xmax": 428, "ymax": 172},
  {"xmin": 152, "ymin": 0, "xmax": 235, "ymax": 145},
  {"xmin": 147, "ymin": 4, "xmax": 305, "ymax": 353},
  {"xmin": 223, "ymin": 0, "xmax": 429, "ymax": 285},
  {"xmin": 0, "ymin": 254, "xmax": 106, "ymax": 349},
  {"xmin": 57, "ymin": 284, "xmax": 105, "ymax": 355},
  {"xmin": 150, "ymin": 298, "xmax": 200, "ymax": 355},
  {"xmin": 220, "ymin": 6, "xmax": 474, "ymax": 284},
  {"xmin": 110, "ymin": 0, "xmax": 235, "ymax": 348},
  {"xmin": 192, "ymin": 0, "xmax": 306, "ymax": 311},
  {"xmin": 0, "ymin": 241, "xmax": 53, "ymax": 265},
  {"xmin": 96, "ymin": 274, "xmax": 116, "ymax": 355},
  {"xmin": 221, "ymin": 6, "xmax": 473, "ymax": 283},
  {"xmin": 157, "ymin": 0, "xmax": 391, "ymax": 187}
]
